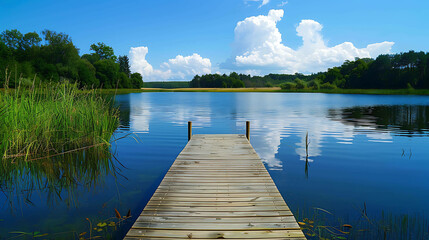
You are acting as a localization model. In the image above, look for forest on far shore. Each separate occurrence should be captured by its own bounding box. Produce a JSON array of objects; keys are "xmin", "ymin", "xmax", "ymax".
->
[
  {"xmin": 190, "ymin": 51, "xmax": 429, "ymax": 90},
  {"xmin": 2, "ymin": 28, "xmax": 429, "ymax": 91},
  {"xmin": 0, "ymin": 29, "xmax": 143, "ymax": 89}
]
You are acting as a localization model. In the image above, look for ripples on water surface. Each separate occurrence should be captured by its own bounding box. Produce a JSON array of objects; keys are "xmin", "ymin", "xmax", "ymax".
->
[{"xmin": 1, "ymin": 92, "xmax": 429, "ymax": 239}]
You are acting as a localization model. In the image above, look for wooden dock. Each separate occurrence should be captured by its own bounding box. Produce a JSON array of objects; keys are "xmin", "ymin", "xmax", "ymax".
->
[{"xmin": 125, "ymin": 134, "xmax": 305, "ymax": 239}]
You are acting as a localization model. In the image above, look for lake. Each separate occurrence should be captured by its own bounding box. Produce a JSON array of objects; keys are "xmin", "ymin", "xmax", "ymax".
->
[{"xmin": 1, "ymin": 92, "xmax": 429, "ymax": 239}]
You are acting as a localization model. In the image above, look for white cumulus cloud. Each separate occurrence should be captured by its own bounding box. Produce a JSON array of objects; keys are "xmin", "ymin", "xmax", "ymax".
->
[
  {"xmin": 222, "ymin": 9, "xmax": 394, "ymax": 74},
  {"xmin": 129, "ymin": 46, "xmax": 211, "ymax": 81},
  {"xmin": 162, "ymin": 54, "xmax": 212, "ymax": 80}
]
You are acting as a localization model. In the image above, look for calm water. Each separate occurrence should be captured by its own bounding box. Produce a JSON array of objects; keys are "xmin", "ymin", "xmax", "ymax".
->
[{"xmin": 1, "ymin": 92, "xmax": 429, "ymax": 239}]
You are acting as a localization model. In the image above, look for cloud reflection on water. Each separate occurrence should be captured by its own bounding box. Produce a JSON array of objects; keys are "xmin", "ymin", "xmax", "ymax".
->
[
  {"xmin": 125, "ymin": 93, "xmax": 428, "ymax": 171},
  {"xmin": 233, "ymin": 95, "xmax": 428, "ymax": 170}
]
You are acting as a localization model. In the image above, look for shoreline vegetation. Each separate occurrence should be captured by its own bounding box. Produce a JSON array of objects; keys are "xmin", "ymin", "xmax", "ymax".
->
[
  {"xmin": 0, "ymin": 82, "xmax": 119, "ymax": 161},
  {"xmin": 188, "ymin": 51, "xmax": 429, "ymax": 91},
  {"xmin": 0, "ymin": 29, "xmax": 143, "ymax": 89},
  {"xmin": 76, "ymin": 87, "xmax": 429, "ymax": 95},
  {"xmin": 0, "ymin": 81, "xmax": 124, "ymax": 238},
  {"xmin": 1, "ymin": 29, "xmax": 428, "ymax": 96},
  {"xmin": 138, "ymin": 50, "xmax": 429, "ymax": 95}
]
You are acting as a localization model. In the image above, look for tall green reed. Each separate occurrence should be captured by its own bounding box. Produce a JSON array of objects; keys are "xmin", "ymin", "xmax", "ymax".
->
[
  {"xmin": 0, "ymin": 81, "xmax": 119, "ymax": 161},
  {"xmin": 1, "ymin": 81, "xmax": 120, "ymax": 211}
]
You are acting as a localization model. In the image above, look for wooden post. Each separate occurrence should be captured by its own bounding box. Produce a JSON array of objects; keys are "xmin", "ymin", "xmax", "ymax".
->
[
  {"xmin": 246, "ymin": 121, "xmax": 250, "ymax": 140},
  {"xmin": 188, "ymin": 121, "xmax": 192, "ymax": 141}
]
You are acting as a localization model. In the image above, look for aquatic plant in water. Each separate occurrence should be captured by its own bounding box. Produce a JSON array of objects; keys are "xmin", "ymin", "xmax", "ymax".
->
[
  {"xmin": 297, "ymin": 204, "xmax": 429, "ymax": 240},
  {"xmin": 0, "ymin": 80, "xmax": 121, "ymax": 208},
  {"xmin": 0, "ymin": 81, "xmax": 119, "ymax": 161},
  {"xmin": 6, "ymin": 208, "xmax": 132, "ymax": 239},
  {"xmin": 78, "ymin": 209, "xmax": 132, "ymax": 240},
  {"xmin": 0, "ymin": 82, "xmax": 129, "ymax": 238},
  {"xmin": 305, "ymin": 131, "xmax": 310, "ymax": 178}
]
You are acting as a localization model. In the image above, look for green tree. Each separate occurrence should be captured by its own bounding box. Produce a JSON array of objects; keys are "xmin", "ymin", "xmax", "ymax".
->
[
  {"xmin": 0, "ymin": 29, "xmax": 23, "ymax": 49},
  {"xmin": 190, "ymin": 75, "xmax": 201, "ymax": 88},
  {"xmin": 294, "ymin": 78, "xmax": 307, "ymax": 89},
  {"xmin": 77, "ymin": 59, "xmax": 98, "ymax": 87},
  {"xmin": 81, "ymin": 53, "xmax": 100, "ymax": 64},
  {"xmin": 118, "ymin": 55, "xmax": 131, "ymax": 77},
  {"xmin": 130, "ymin": 72, "xmax": 143, "ymax": 88},
  {"xmin": 93, "ymin": 59, "xmax": 119, "ymax": 88},
  {"xmin": 367, "ymin": 55, "xmax": 393, "ymax": 88},
  {"xmin": 41, "ymin": 30, "xmax": 79, "ymax": 65},
  {"xmin": 90, "ymin": 42, "xmax": 116, "ymax": 61},
  {"xmin": 307, "ymin": 79, "xmax": 321, "ymax": 90},
  {"xmin": 231, "ymin": 78, "xmax": 245, "ymax": 88},
  {"xmin": 229, "ymin": 72, "xmax": 239, "ymax": 80},
  {"xmin": 280, "ymin": 82, "xmax": 297, "ymax": 90},
  {"xmin": 190, "ymin": 73, "xmax": 244, "ymax": 88},
  {"xmin": 320, "ymin": 82, "xmax": 337, "ymax": 89},
  {"xmin": 324, "ymin": 67, "xmax": 345, "ymax": 88},
  {"xmin": 118, "ymin": 72, "xmax": 131, "ymax": 88},
  {"xmin": 42, "ymin": 30, "xmax": 72, "ymax": 46},
  {"xmin": 22, "ymin": 32, "xmax": 42, "ymax": 50}
]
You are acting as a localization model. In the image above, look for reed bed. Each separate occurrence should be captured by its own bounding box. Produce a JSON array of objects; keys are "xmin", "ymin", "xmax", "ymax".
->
[{"xmin": 0, "ymin": 82, "xmax": 119, "ymax": 162}]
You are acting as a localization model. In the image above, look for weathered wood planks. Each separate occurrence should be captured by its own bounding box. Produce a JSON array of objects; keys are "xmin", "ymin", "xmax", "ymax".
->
[{"xmin": 125, "ymin": 134, "xmax": 305, "ymax": 239}]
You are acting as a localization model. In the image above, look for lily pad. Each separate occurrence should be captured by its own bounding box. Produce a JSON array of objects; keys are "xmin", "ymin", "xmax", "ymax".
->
[{"xmin": 97, "ymin": 222, "xmax": 107, "ymax": 227}]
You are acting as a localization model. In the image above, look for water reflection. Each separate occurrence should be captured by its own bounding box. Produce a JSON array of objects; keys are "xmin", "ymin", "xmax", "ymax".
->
[
  {"xmin": 3, "ymin": 92, "xmax": 428, "ymax": 239},
  {"xmin": 118, "ymin": 94, "xmax": 429, "ymax": 174},
  {"xmin": 0, "ymin": 145, "xmax": 118, "ymax": 212},
  {"xmin": 111, "ymin": 93, "xmax": 429, "ymax": 228},
  {"xmin": 129, "ymin": 94, "xmax": 151, "ymax": 132},
  {"xmin": 328, "ymin": 105, "xmax": 429, "ymax": 136},
  {"xmin": 116, "ymin": 94, "xmax": 131, "ymax": 128},
  {"xmin": 233, "ymin": 94, "xmax": 345, "ymax": 169},
  {"xmin": 232, "ymin": 95, "xmax": 429, "ymax": 171}
]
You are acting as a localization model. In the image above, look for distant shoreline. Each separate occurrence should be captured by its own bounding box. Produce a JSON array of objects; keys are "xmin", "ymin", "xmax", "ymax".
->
[
  {"xmin": 3, "ymin": 87, "xmax": 429, "ymax": 95},
  {"xmin": 98, "ymin": 87, "xmax": 429, "ymax": 95}
]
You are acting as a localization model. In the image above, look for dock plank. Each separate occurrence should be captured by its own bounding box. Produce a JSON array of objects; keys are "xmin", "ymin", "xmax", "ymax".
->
[{"xmin": 125, "ymin": 134, "xmax": 305, "ymax": 239}]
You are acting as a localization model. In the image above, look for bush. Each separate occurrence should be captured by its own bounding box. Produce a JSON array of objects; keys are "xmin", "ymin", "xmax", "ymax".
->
[
  {"xmin": 320, "ymin": 82, "xmax": 337, "ymax": 89},
  {"xmin": 130, "ymin": 72, "xmax": 143, "ymax": 88},
  {"xmin": 307, "ymin": 80, "xmax": 321, "ymax": 90},
  {"xmin": 280, "ymin": 82, "xmax": 297, "ymax": 90},
  {"xmin": 77, "ymin": 59, "xmax": 98, "ymax": 87},
  {"xmin": 118, "ymin": 72, "xmax": 131, "ymax": 88},
  {"xmin": 294, "ymin": 78, "xmax": 307, "ymax": 89}
]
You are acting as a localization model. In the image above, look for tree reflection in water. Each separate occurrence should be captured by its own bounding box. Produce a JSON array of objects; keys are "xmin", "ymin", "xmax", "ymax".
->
[
  {"xmin": 328, "ymin": 105, "xmax": 429, "ymax": 136},
  {"xmin": 0, "ymin": 145, "xmax": 120, "ymax": 211}
]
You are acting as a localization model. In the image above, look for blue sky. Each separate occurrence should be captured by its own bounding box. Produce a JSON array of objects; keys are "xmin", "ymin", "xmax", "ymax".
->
[{"xmin": 1, "ymin": 0, "xmax": 428, "ymax": 80}]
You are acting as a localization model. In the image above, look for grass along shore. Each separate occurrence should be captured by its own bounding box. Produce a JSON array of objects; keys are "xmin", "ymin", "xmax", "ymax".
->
[
  {"xmin": 0, "ymin": 82, "xmax": 119, "ymax": 161},
  {"xmin": 92, "ymin": 87, "xmax": 429, "ymax": 95}
]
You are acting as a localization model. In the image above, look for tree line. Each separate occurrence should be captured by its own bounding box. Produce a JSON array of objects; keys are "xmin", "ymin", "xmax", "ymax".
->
[
  {"xmin": 313, "ymin": 51, "xmax": 429, "ymax": 89},
  {"xmin": 190, "ymin": 72, "xmax": 245, "ymax": 88},
  {"xmin": 144, "ymin": 81, "xmax": 189, "ymax": 88},
  {"xmin": 190, "ymin": 51, "xmax": 429, "ymax": 90},
  {"xmin": 0, "ymin": 29, "xmax": 143, "ymax": 89}
]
